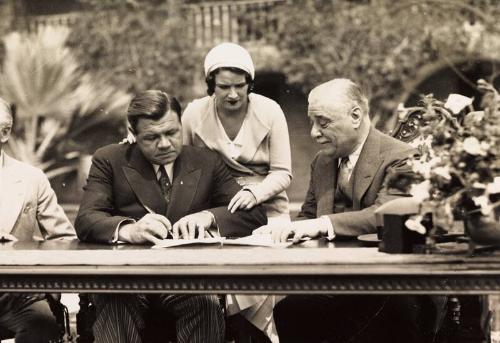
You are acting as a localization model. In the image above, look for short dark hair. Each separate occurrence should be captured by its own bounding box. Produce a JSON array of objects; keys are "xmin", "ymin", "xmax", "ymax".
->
[
  {"xmin": 127, "ymin": 90, "xmax": 182, "ymax": 133},
  {"xmin": 205, "ymin": 67, "xmax": 254, "ymax": 96}
]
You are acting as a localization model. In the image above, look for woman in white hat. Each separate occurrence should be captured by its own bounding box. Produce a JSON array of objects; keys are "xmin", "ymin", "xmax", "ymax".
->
[
  {"xmin": 182, "ymin": 42, "xmax": 292, "ymax": 221},
  {"xmin": 182, "ymin": 42, "xmax": 291, "ymax": 342}
]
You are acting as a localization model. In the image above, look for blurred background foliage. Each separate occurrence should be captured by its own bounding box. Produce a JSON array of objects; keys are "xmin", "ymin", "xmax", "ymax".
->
[
  {"xmin": 0, "ymin": 0, "xmax": 499, "ymax": 203},
  {"xmin": 67, "ymin": 0, "xmax": 204, "ymax": 104},
  {"xmin": 60, "ymin": 0, "xmax": 500, "ymax": 127},
  {"xmin": 0, "ymin": 25, "xmax": 130, "ymax": 179},
  {"xmin": 268, "ymin": 0, "xmax": 500, "ymax": 127}
]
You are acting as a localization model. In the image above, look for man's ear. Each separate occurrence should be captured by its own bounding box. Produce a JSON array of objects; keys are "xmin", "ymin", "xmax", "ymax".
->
[
  {"xmin": 0, "ymin": 127, "xmax": 11, "ymax": 143},
  {"xmin": 350, "ymin": 107, "xmax": 362, "ymax": 128}
]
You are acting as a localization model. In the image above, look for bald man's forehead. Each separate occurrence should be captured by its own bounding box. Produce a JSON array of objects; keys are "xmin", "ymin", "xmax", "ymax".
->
[
  {"xmin": 308, "ymin": 96, "xmax": 345, "ymax": 118},
  {"xmin": 309, "ymin": 89, "xmax": 331, "ymax": 111}
]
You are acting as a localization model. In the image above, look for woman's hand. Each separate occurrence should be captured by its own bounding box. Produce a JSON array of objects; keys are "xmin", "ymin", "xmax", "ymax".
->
[
  {"xmin": 228, "ymin": 190, "xmax": 257, "ymax": 213},
  {"xmin": 119, "ymin": 127, "xmax": 136, "ymax": 145}
]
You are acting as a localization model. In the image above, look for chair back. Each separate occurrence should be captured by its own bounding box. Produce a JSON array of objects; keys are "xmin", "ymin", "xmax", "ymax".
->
[
  {"xmin": 390, "ymin": 108, "xmax": 426, "ymax": 143},
  {"xmin": 0, "ymin": 294, "xmax": 70, "ymax": 342}
]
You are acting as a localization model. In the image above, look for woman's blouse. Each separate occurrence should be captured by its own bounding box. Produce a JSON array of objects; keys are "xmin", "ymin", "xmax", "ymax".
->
[{"xmin": 182, "ymin": 93, "xmax": 292, "ymax": 216}]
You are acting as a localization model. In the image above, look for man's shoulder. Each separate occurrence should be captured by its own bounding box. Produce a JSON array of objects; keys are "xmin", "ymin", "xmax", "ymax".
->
[
  {"xmin": 180, "ymin": 145, "xmax": 219, "ymax": 161},
  {"xmin": 4, "ymin": 153, "xmax": 44, "ymax": 178},
  {"xmin": 374, "ymin": 129, "xmax": 415, "ymax": 156},
  {"xmin": 93, "ymin": 143, "xmax": 130, "ymax": 159}
]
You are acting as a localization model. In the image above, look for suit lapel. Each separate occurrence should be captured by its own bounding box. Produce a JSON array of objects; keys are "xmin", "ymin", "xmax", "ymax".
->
[
  {"xmin": 316, "ymin": 155, "xmax": 337, "ymax": 216},
  {"xmin": 167, "ymin": 151, "xmax": 200, "ymax": 220},
  {"xmin": 122, "ymin": 146, "xmax": 167, "ymax": 215},
  {"xmin": 1, "ymin": 154, "xmax": 25, "ymax": 233},
  {"xmin": 352, "ymin": 128, "xmax": 383, "ymax": 209},
  {"xmin": 235, "ymin": 96, "xmax": 271, "ymax": 164}
]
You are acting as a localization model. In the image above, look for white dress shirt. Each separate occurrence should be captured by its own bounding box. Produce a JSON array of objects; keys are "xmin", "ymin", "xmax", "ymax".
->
[
  {"xmin": 321, "ymin": 134, "xmax": 369, "ymax": 239},
  {"xmin": 152, "ymin": 163, "xmax": 174, "ymax": 182}
]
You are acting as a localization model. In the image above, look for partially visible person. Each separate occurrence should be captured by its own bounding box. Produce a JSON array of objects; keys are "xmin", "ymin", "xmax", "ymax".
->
[
  {"xmin": 181, "ymin": 42, "xmax": 292, "ymax": 342},
  {"xmin": 75, "ymin": 90, "xmax": 267, "ymax": 343},
  {"xmin": 255, "ymin": 79, "xmax": 445, "ymax": 343},
  {"xmin": 0, "ymin": 97, "xmax": 76, "ymax": 343}
]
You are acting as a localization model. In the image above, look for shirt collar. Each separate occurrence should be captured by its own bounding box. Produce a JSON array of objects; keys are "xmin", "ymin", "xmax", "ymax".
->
[
  {"xmin": 153, "ymin": 163, "xmax": 174, "ymax": 180},
  {"xmin": 340, "ymin": 133, "xmax": 369, "ymax": 169}
]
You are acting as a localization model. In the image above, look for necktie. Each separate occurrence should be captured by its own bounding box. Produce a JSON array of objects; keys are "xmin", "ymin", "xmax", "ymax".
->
[
  {"xmin": 158, "ymin": 166, "xmax": 172, "ymax": 207},
  {"xmin": 337, "ymin": 157, "xmax": 352, "ymax": 195}
]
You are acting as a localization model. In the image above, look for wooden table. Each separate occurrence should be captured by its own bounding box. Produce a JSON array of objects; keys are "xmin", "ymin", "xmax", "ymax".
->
[{"xmin": 1, "ymin": 239, "xmax": 500, "ymax": 294}]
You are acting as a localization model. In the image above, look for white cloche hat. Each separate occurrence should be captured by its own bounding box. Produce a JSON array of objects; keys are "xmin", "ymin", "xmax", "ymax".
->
[{"xmin": 204, "ymin": 42, "xmax": 255, "ymax": 80}]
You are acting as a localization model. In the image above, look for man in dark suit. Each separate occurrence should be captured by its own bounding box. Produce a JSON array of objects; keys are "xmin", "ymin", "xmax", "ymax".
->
[
  {"xmin": 255, "ymin": 79, "xmax": 443, "ymax": 343},
  {"xmin": 75, "ymin": 90, "xmax": 267, "ymax": 343}
]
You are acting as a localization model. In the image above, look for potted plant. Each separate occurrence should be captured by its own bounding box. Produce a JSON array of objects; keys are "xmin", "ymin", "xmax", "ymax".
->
[{"xmin": 388, "ymin": 79, "xmax": 500, "ymax": 248}]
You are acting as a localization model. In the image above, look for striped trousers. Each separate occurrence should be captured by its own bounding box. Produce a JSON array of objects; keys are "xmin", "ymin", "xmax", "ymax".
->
[{"xmin": 91, "ymin": 294, "xmax": 224, "ymax": 343}]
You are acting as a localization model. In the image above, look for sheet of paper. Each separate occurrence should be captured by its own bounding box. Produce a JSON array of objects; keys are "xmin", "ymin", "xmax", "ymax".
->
[
  {"xmin": 153, "ymin": 237, "xmax": 224, "ymax": 248},
  {"xmin": 152, "ymin": 234, "xmax": 295, "ymax": 248},
  {"xmin": 224, "ymin": 234, "xmax": 293, "ymax": 248}
]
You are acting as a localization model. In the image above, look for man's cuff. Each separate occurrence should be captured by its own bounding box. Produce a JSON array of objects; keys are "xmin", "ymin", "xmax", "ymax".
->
[
  {"xmin": 112, "ymin": 219, "xmax": 135, "ymax": 243},
  {"xmin": 320, "ymin": 215, "xmax": 335, "ymax": 240}
]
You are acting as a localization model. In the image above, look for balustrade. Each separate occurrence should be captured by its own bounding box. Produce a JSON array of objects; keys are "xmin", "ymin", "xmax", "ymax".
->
[
  {"xmin": 183, "ymin": 0, "xmax": 284, "ymax": 46},
  {"xmin": 21, "ymin": 0, "xmax": 285, "ymax": 46}
]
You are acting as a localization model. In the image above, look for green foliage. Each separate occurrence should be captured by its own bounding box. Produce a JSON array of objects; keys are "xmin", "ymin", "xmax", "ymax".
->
[
  {"xmin": 67, "ymin": 1, "xmax": 204, "ymax": 105},
  {"xmin": 271, "ymin": 0, "xmax": 500, "ymax": 128},
  {"xmin": 391, "ymin": 79, "xmax": 499, "ymax": 233},
  {"xmin": 0, "ymin": 26, "xmax": 130, "ymax": 179}
]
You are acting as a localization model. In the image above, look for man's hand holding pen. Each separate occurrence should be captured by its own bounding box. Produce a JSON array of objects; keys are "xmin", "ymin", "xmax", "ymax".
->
[
  {"xmin": 118, "ymin": 210, "xmax": 216, "ymax": 244},
  {"xmin": 118, "ymin": 213, "xmax": 171, "ymax": 245}
]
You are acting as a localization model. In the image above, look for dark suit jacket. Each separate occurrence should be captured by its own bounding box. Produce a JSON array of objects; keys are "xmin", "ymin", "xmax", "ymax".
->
[
  {"xmin": 298, "ymin": 127, "xmax": 416, "ymax": 237},
  {"xmin": 75, "ymin": 144, "xmax": 267, "ymax": 243},
  {"xmin": 298, "ymin": 128, "xmax": 447, "ymax": 338}
]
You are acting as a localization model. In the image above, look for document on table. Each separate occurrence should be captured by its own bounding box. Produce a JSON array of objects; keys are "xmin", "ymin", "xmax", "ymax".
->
[
  {"xmin": 153, "ymin": 234, "xmax": 293, "ymax": 248},
  {"xmin": 227, "ymin": 234, "xmax": 294, "ymax": 247}
]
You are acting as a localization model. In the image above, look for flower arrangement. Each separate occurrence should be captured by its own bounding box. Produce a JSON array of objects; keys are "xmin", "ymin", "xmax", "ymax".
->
[{"xmin": 390, "ymin": 79, "xmax": 500, "ymax": 242}]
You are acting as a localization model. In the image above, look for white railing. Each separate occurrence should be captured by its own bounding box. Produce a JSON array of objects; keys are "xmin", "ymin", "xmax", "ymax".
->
[
  {"xmin": 182, "ymin": 0, "xmax": 286, "ymax": 46},
  {"xmin": 24, "ymin": 13, "xmax": 81, "ymax": 32},
  {"xmin": 22, "ymin": 0, "xmax": 286, "ymax": 46}
]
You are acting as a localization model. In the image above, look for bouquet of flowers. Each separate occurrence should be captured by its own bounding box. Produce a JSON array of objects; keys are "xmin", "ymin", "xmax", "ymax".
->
[{"xmin": 390, "ymin": 79, "xmax": 500, "ymax": 242}]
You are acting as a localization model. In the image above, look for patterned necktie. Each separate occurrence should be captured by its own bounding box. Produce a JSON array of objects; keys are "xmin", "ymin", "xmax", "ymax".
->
[
  {"xmin": 337, "ymin": 156, "xmax": 352, "ymax": 195},
  {"xmin": 158, "ymin": 166, "xmax": 172, "ymax": 207}
]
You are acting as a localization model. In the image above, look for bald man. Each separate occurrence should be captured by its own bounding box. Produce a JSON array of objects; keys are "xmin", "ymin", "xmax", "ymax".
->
[
  {"xmin": 256, "ymin": 78, "xmax": 415, "ymax": 242},
  {"xmin": 255, "ymin": 79, "xmax": 445, "ymax": 342},
  {"xmin": 0, "ymin": 98, "xmax": 76, "ymax": 342}
]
